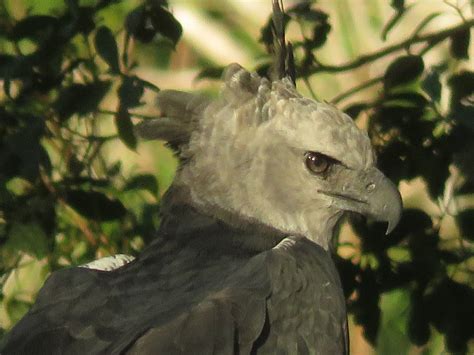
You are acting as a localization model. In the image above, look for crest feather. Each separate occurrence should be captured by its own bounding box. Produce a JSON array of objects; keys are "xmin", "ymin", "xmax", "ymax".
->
[{"xmin": 135, "ymin": 90, "xmax": 210, "ymax": 148}]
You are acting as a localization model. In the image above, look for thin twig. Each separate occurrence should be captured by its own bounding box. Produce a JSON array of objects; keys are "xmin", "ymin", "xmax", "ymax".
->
[
  {"xmin": 443, "ymin": 0, "xmax": 467, "ymax": 21},
  {"xmin": 62, "ymin": 125, "xmax": 118, "ymax": 141},
  {"xmin": 331, "ymin": 75, "xmax": 383, "ymax": 104},
  {"xmin": 303, "ymin": 77, "xmax": 318, "ymax": 100}
]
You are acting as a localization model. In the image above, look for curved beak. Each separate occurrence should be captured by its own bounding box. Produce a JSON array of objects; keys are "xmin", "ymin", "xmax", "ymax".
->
[{"xmin": 320, "ymin": 167, "xmax": 403, "ymax": 234}]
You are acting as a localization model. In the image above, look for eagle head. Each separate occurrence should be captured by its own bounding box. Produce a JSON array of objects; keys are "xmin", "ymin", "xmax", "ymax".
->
[{"xmin": 138, "ymin": 64, "xmax": 402, "ymax": 250}]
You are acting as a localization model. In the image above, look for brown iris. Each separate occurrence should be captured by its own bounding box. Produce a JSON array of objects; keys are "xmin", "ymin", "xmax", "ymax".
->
[{"xmin": 305, "ymin": 152, "xmax": 331, "ymax": 174}]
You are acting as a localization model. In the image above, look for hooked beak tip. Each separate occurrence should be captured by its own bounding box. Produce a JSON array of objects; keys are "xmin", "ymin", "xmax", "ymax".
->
[
  {"xmin": 386, "ymin": 220, "xmax": 397, "ymax": 235},
  {"xmin": 383, "ymin": 192, "xmax": 403, "ymax": 235}
]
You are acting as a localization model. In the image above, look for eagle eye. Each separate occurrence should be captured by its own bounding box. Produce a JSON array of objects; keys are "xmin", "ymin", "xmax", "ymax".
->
[{"xmin": 305, "ymin": 151, "xmax": 332, "ymax": 175}]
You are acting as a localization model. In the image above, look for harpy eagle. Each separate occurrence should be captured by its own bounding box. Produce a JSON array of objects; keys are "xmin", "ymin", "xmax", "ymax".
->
[{"xmin": 2, "ymin": 2, "xmax": 402, "ymax": 354}]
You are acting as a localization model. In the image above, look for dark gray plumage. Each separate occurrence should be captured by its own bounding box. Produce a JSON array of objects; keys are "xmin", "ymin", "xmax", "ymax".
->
[{"xmin": 3, "ymin": 2, "xmax": 403, "ymax": 354}]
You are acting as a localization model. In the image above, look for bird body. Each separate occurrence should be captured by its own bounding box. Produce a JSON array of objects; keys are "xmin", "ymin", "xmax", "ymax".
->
[
  {"xmin": 3, "ymin": 39, "xmax": 402, "ymax": 355},
  {"xmin": 4, "ymin": 191, "xmax": 347, "ymax": 354}
]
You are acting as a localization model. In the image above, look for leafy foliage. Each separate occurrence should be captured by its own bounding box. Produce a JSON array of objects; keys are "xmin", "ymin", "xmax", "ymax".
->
[
  {"xmin": 0, "ymin": 0, "xmax": 473, "ymax": 353},
  {"xmin": 0, "ymin": 0, "xmax": 179, "ymax": 331}
]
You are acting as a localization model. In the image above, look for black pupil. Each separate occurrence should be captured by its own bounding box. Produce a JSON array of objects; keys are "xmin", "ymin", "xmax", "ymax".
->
[
  {"xmin": 310, "ymin": 155, "xmax": 324, "ymax": 166},
  {"xmin": 306, "ymin": 152, "xmax": 329, "ymax": 173}
]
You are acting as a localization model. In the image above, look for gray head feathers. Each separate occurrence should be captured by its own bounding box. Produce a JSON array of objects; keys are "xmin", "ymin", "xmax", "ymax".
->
[{"xmin": 135, "ymin": 90, "xmax": 210, "ymax": 149}]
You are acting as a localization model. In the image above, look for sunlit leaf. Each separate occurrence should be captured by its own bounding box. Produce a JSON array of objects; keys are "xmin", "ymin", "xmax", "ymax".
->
[
  {"xmin": 387, "ymin": 246, "xmax": 411, "ymax": 263},
  {"xmin": 377, "ymin": 289, "xmax": 412, "ymax": 354}
]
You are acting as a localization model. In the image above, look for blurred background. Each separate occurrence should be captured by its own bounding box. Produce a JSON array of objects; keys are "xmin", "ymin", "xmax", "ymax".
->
[{"xmin": 0, "ymin": 0, "xmax": 473, "ymax": 353}]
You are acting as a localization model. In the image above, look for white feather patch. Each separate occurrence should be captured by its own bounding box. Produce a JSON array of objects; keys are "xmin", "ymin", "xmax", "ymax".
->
[{"xmin": 79, "ymin": 254, "xmax": 135, "ymax": 271}]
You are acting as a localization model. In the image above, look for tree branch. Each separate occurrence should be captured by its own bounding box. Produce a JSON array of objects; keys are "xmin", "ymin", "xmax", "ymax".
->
[{"xmin": 304, "ymin": 19, "xmax": 474, "ymax": 75}]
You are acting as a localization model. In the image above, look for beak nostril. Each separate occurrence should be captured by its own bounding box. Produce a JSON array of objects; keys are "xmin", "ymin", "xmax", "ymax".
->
[{"xmin": 366, "ymin": 183, "xmax": 376, "ymax": 192}]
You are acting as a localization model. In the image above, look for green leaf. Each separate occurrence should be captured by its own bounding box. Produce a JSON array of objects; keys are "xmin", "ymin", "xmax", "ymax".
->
[
  {"xmin": 448, "ymin": 71, "xmax": 474, "ymax": 131},
  {"xmin": 457, "ymin": 209, "xmax": 474, "ymax": 241},
  {"xmin": 450, "ymin": 28, "xmax": 470, "ymax": 60},
  {"xmin": 381, "ymin": 6, "xmax": 412, "ymax": 41},
  {"xmin": 384, "ymin": 55, "xmax": 424, "ymax": 91},
  {"xmin": 59, "ymin": 177, "xmax": 110, "ymax": 188},
  {"xmin": 149, "ymin": 6, "xmax": 182, "ymax": 46},
  {"xmin": 343, "ymin": 102, "xmax": 369, "ymax": 118},
  {"xmin": 0, "ymin": 55, "xmax": 33, "ymax": 80},
  {"xmin": 5, "ymin": 298, "xmax": 32, "ymax": 326},
  {"xmin": 408, "ymin": 290, "xmax": 431, "ymax": 346},
  {"xmin": 137, "ymin": 77, "xmax": 160, "ymax": 92},
  {"xmin": 391, "ymin": 0, "xmax": 405, "ymax": 11},
  {"xmin": 287, "ymin": 5, "xmax": 331, "ymax": 49},
  {"xmin": 7, "ymin": 223, "xmax": 49, "ymax": 259},
  {"xmin": 450, "ymin": 101, "xmax": 474, "ymax": 132},
  {"xmin": 115, "ymin": 108, "xmax": 137, "ymax": 150},
  {"xmin": 125, "ymin": 6, "xmax": 156, "ymax": 43},
  {"xmin": 1, "ymin": 118, "xmax": 50, "ymax": 182},
  {"xmin": 94, "ymin": 26, "xmax": 120, "ymax": 74},
  {"xmin": 124, "ymin": 174, "xmax": 158, "ymax": 195},
  {"xmin": 196, "ymin": 66, "xmax": 225, "ymax": 81},
  {"xmin": 425, "ymin": 278, "xmax": 474, "ymax": 353},
  {"xmin": 383, "ymin": 92, "xmax": 428, "ymax": 109},
  {"xmin": 2, "ymin": 255, "xmax": 50, "ymax": 310},
  {"xmin": 118, "ymin": 76, "xmax": 144, "ymax": 108},
  {"xmin": 377, "ymin": 289, "xmax": 412, "ymax": 354},
  {"xmin": 422, "ymin": 65, "xmax": 444, "ymax": 103},
  {"xmin": 448, "ymin": 71, "xmax": 474, "ymax": 104},
  {"xmin": 308, "ymin": 20, "xmax": 331, "ymax": 49},
  {"xmin": 10, "ymin": 15, "xmax": 58, "ymax": 41},
  {"xmin": 387, "ymin": 246, "xmax": 411, "ymax": 263},
  {"xmin": 65, "ymin": 189, "xmax": 127, "ymax": 221},
  {"xmin": 55, "ymin": 81, "xmax": 111, "ymax": 120}
]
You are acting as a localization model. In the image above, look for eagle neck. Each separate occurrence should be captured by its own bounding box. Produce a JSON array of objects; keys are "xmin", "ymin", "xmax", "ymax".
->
[{"xmin": 157, "ymin": 184, "xmax": 288, "ymax": 253}]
